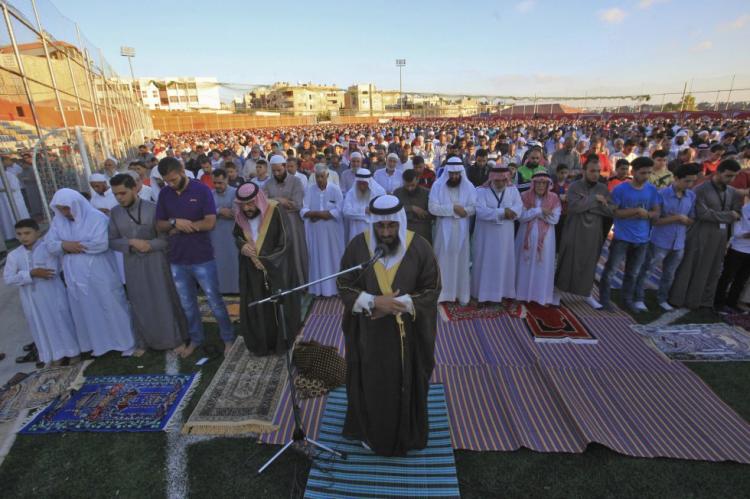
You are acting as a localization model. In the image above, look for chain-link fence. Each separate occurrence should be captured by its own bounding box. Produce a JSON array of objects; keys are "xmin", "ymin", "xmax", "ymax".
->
[{"xmin": 0, "ymin": 0, "xmax": 154, "ymax": 237}]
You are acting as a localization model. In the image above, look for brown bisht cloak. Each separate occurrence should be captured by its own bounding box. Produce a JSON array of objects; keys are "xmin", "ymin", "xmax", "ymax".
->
[
  {"xmin": 234, "ymin": 201, "xmax": 301, "ymax": 355},
  {"xmin": 337, "ymin": 230, "xmax": 441, "ymax": 456},
  {"xmin": 555, "ymin": 179, "xmax": 613, "ymax": 295}
]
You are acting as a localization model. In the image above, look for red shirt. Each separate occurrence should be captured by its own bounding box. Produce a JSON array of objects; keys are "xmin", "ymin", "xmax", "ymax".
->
[
  {"xmin": 199, "ymin": 173, "xmax": 214, "ymax": 190},
  {"xmin": 703, "ymin": 159, "xmax": 721, "ymax": 176},
  {"xmin": 608, "ymin": 177, "xmax": 630, "ymax": 192},
  {"xmin": 418, "ymin": 169, "xmax": 436, "ymax": 188}
]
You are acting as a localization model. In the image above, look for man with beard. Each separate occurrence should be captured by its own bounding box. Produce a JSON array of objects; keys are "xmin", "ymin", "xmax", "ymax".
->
[
  {"xmin": 233, "ymin": 182, "xmax": 301, "ymax": 355},
  {"xmin": 340, "ymin": 151, "xmax": 364, "ymax": 194},
  {"xmin": 343, "ymin": 168, "xmax": 385, "ymax": 242},
  {"xmin": 394, "ymin": 168, "xmax": 433, "ymax": 243},
  {"xmin": 429, "ymin": 157, "xmax": 476, "ymax": 304},
  {"xmin": 337, "ymin": 194, "xmax": 440, "ymax": 456},
  {"xmin": 89, "ymin": 173, "xmax": 117, "ymax": 215},
  {"xmin": 670, "ymin": 159, "xmax": 742, "ymax": 310},
  {"xmin": 264, "ymin": 154, "xmax": 308, "ymax": 284},
  {"xmin": 210, "ymin": 169, "xmax": 240, "ymax": 294},
  {"xmin": 374, "ymin": 153, "xmax": 404, "ymax": 194},
  {"xmin": 555, "ymin": 157, "xmax": 613, "ymax": 309},
  {"xmin": 550, "ymin": 136, "xmax": 581, "ymax": 177},
  {"xmin": 517, "ymin": 147, "xmax": 548, "ymax": 192},
  {"xmin": 301, "ymin": 164, "xmax": 345, "ymax": 297},
  {"xmin": 108, "ymin": 174, "xmax": 188, "ymax": 352},
  {"xmin": 472, "ymin": 165, "xmax": 522, "ymax": 303},
  {"xmin": 155, "ymin": 158, "xmax": 235, "ymax": 357}
]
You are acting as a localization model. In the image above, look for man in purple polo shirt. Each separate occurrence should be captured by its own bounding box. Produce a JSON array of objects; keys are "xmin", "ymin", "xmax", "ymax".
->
[{"xmin": 155, "ymin": 157, "xmax": 235, "ymax": 357}]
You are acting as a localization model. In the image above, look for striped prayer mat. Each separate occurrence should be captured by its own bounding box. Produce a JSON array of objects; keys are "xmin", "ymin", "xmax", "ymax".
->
[
  {"xmin": 304, "ymin": 385, "xmax": 460, "ymax": 499},
  {"xmin": 262, "ymin": 295, "xmax": 750, "ymax": 463}
]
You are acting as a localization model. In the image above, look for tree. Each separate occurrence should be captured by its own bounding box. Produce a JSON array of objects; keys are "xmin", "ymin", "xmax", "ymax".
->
[{"xmin": 663, "ymin": 94, "xmax": 697, "ymax": 112}]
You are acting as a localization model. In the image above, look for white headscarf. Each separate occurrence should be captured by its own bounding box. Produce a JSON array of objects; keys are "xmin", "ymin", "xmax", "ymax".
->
[
  {"xmin": 368, "ymin": 194, "xmax": 408, "ymax": 270},
  {"xmin": 354, "ymin": 168, "xmax": 385, "ymax": 198},
  {"xmin": 428, "ymin": 157, "xmax": 476, "ymax": 252},
  {"xmin": 49, "ymin": 188, "xmax": 111, "ymax": 294}
]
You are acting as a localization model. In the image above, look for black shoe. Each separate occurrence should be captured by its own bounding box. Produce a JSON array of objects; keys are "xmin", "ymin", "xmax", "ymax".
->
[
  {"xmin": 15, "ymin": 349, "xmax": 38, "ymax": 364},
  {"xmin": 22, "ymin": 342, "xmax": 35, "ymax": 352}
]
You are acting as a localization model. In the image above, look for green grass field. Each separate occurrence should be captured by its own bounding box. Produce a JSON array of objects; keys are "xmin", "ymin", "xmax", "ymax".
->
[{"xmin": 1, "ymin": 301, "xmax": 748, "ymax": 498}]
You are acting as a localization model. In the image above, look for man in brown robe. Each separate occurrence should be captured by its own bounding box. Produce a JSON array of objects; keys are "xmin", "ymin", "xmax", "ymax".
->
[
  {"xmin": 555, "ymin": 157, "xmax": 613, "ymax": 309},
  {"xmin": 233, "ymin": 182, "xmax": 301, "ymax": 355},
  {"xmin": 337, "ymin": 194, "xmax": 441, "ymax": 456},
  {"xmin": 394, "ymin": 168, "xmax": 433, "ymax": 244},
  {"xmin": 670, "ymin": 159, "xmax": 742, "ymax": 309},
  {"xmin": 264, "ymin": 155, "xmax": 309, "ymax": 285}
]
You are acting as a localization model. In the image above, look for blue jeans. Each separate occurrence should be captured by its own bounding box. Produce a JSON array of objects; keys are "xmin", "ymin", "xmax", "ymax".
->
[
  {"xmin": 598, "ymin": 239, "xmax": 649, "ymax": 307},
  {"xmin": 634, "ymin": 243, "xmax": 685, "ymax": 304},
  {"xmin": 171, "ymin": 260, "xmax": 235, "ymax": 346}
]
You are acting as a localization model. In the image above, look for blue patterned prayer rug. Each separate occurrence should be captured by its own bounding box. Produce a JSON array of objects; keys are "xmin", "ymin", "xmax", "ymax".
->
[
  {"xmin": 20, "ymin": 373, "xmax": 199, "ymax": 434},
  {"xmin": 630, "ymin": 323, "xmax": 750, "ymax": 361},
  {"xmin": 304, "ymin": 384, "xmax": 461, "ymax": 499}
]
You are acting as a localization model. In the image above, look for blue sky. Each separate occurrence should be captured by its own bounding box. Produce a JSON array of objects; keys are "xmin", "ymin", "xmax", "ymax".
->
[{"xmin": 50, "ymin": 0, "xmax": 750, "ymax": 99}]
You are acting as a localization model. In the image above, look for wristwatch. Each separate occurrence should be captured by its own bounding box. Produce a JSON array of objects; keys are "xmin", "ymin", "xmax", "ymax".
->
[{"xmin": 169, "ymin": 218, "xmax": 176, "ymax": 228}]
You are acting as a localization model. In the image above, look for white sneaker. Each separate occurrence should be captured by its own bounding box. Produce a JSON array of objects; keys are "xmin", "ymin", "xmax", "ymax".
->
[
  {"xmin": 659, "ymin": 302, "xmax": 674, "ymax": 311},
  {"xmin": 585, "ymin": 296, "xmax": 603, "ymax": 310},
  {"xmin": 633, "ymin": 301, "xmax": 648, "ymax": 311}
]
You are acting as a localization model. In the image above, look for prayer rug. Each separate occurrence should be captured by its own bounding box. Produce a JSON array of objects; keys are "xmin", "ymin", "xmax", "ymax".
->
[
  {"xmin": 0, "ymin": 363, "xmax": 88, "ymax": 422},
  {"xmin": 304, "ymin": 385, "xmax": 460, "ymax": 499},
  {"xmin": 183, "ymin": 337, "xmax": 287, "ymax": 435},
  {"xmin": 439, "ymin": 300, "xmax": 525, "ymax": 322},
  {"xmin": 630, "ymin": 323, "xmax": 750, "ymax": 361},
  {"xmin": 524, "ymin": 302, "xmax": 597, "ymax": 344},
  {"xmin": 263, "ymin": 296, "xmax": 750, "ymax": 463},
  {"xmin": 198, "ymin": 294, "xmax": 240, "ymax": 323},
  {"xmin": 20, "ymin": 373, "xmax": 198, "ymax": 433}
]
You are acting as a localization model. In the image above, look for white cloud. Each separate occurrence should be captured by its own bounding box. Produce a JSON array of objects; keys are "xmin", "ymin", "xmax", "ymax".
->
[
  {"xmin": 638, "ymin": 0, "xmax": 669, "ymax": 9},
  {"xmin": 691, "ymin": 40, "xmax": 713, "ymax": 52},
  {"xmin": 599, "ymin": 7, "xmax": 627, "ymax": 24},
  {"xmin": 720, "ymin": 14, "xmax": 750, "ymax": 30},
  {"xmin": 515, "ymin": 1, "xmax": 536, "ymax": 13}
]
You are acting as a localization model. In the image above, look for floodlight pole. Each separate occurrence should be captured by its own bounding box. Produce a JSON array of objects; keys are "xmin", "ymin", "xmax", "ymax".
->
[{"xmin": 396, "ymin": 59, "xmax": 406, "ymax": 113}]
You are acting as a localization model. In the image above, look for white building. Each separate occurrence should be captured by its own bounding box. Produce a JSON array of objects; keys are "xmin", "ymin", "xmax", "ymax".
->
[{"xmin": 130, "ymin": 76, "xmax": 221, "ymax": 111}]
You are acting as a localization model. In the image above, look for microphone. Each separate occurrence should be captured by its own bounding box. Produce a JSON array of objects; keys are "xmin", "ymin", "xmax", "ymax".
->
[{"xmin": 365, "ymin": 243, "xmax": 389, "ymax": 267}]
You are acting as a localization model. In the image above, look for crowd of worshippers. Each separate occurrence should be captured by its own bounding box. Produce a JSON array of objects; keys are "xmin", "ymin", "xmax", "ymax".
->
[{"xmin": 3, "ymin": 116, "xmax": 750, "ymax": 366}]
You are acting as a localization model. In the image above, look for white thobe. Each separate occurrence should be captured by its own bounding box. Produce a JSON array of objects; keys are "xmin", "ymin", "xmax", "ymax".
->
[
  {"xmin": 343, "ymin": 187, "xmax": 383, "ymax": 242},
  {"xmin": 3, "ymin": 238, "xmax": 80, "ymax": 362},
  {"xmin": 301, "ymin": 183, "xmax": 345, "ymax": 297},
  {"xmin": 306, "ymin": 169, "xmax": 340, "ymax": 187},
  {"xmin": 471, "ymin": 186, "xmax": 523, "ymax": 302},
  {"xmin": 0, "ymin": 171, "xmax": 30, "ymax": 239},
  {"xmin": 90, "ymin": 189, "xmax": 118, "ymax": 213},
  {"xmin": 46, "ymin": 214, "xmax": 136, "ymax": 356},
  {"xmin": 515, "ymin": 198, "xmax": 561, "ymax": 306},
  {"xmin": 373, "ymin": 168, "xmax": 404, "ymax": 194},
  {"xmin": 90, "ymin": 190, "xmax": 125, "ymax": 282},
  {"xmin": 429, "ymin": 188, "xmax": 476, "ymax": 304},
  {"xmin": 138, "ymin": 184, "xmax": 156, "ymax": 203}
]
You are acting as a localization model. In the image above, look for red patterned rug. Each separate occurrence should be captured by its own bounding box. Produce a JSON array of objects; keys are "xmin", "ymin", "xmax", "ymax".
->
[
  {"xmin": 439, "ymin": 300, "xmax": 525, "ymax": 322},
  {"xmin": 524, "ymin": 302, "xmax": 597, "ymax": 344}
]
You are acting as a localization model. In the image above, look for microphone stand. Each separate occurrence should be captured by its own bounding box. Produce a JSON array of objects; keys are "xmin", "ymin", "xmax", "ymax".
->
[{"xmin": 252, "ymin": 251, "xmax": 383, "ymax": 475}]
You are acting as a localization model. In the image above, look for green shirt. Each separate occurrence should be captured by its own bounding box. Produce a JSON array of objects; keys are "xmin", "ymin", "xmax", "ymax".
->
[{"xmin": 518, "ymin": 164, "xmax": 548, "ymax": 184}]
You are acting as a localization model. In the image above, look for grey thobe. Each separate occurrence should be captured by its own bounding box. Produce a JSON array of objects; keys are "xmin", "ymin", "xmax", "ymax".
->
[
  {"xmin": 394, "ymin": 185, "xmax": 434, "ymax": 244},
  {"xmin": 264, "ymin": 175, "xmax": 309, "ymax": 284},
  {"xmin": 555, "ymin": 180, "xmax": 613, "ymax": 295},
  {"xmin": 211, "ymin": 186, "xmax": 240, "ymax": 294},
  {"xmin": 17, "ymin": 165, "xmax": 44, "ymax": 217},
  {"xmin": 670, "ymin": 180, "xmax": 741, "ymax": 308},
  {"xmin": 109, "ymin": 198, "xmax": 188, "ymax": 350}
]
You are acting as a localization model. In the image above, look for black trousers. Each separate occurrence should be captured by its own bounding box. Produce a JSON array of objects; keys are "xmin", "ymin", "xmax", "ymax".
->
[{"xmin": 714, "ymin": 248, "xmax": 750, "ymax": 307}]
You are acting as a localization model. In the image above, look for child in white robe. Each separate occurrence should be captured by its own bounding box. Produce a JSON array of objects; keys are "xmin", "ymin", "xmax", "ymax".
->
[{"xmin": 3, "ymin": 218, "xmax": 80, "ymax": 364}]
